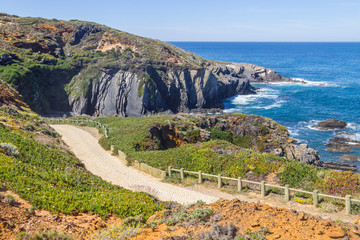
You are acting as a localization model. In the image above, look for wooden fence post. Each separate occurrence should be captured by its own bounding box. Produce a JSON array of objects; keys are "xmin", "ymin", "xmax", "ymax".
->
[
  {"xmin": 180, "ymin": 168, "xmax": 184, "ymax": 182},
  {"xmin": 168, "ymin": 166, "xmax": 172, "ymax": 177},
  {"xmin": 313, "ymin": 190, "xmax": 319, "ymax": 206},
  {"xmin": 285, "ymin": 185, "xmax": 290, "ymax": 202},
  {"xmin": 198, "ymin": 171, "xmax": 202, "ymax": 184},
  {"xmin": 261, "ymin": 181, "xmax": 266, "ymax": 198},
  {"xmin": 218, "ymin": 174, "xmax": 222, "ymax": 189},
  {"xmin": 346, "ymin": 195, "xmax": 352, "ymax": 215},
  {"xmin": 238, "ymin": 177, "xmax": 242, "ymax": 192}
]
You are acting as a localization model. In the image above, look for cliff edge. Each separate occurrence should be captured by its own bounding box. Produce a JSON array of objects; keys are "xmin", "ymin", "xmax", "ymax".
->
[{"xmin": 0, "ymin": 13, "xmax": 289, "ymax": 116}]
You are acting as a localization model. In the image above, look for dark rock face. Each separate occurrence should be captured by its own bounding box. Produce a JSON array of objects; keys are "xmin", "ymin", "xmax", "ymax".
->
[
  {"xmin": 69, "ymin": 63, "xmax": 257, "ymax": 117},
  {"xmin": 285, "ymin": 143, "xmax": 322, "ymax": 166},
  {"xmin": 0, "ymin": 54, "xmax": 13, "ymax": 65},
  {"xmin": 69, "ymin": 24, "xmax": 102, "ymax": 46},
  {"xmin": 340, "ymin": 154, "xmax": 360, "ymax": 161},
  {"xmin": 313, "ymin": 119, "xmax": 347, "ymax": 130}
]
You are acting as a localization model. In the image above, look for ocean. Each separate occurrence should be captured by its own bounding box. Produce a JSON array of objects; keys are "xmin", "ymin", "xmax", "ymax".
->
[{"xmin": 170, "ymin": 42, "xmax": 360, "ymax": 167}]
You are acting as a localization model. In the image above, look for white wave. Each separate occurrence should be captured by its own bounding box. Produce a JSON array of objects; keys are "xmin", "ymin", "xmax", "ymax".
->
[
  {"xmin": 287, "ymin": 127, "xmax": 300, "ymax": 137},
  {"xmin": 347, "ymin": 123, "xmax": 359, "ymax": 131},
  {"xmin": 291, "ymin": 78, "xmax": 338, "ymax": 87},
  {"xmin": 252, "ymin": 100, "xmax": 285, "ymax": 110},
  {"xmin": 337, "ymin": 132, "xmax": 360, "ymax": 142},
  {"xmin": 223, "ymin": 108, "xmax": 242, "ymax": 113},
  {"xmin": 229, "ymin": 88, "xmax": 280, "ymax": 106},
  {"xmin": 293, "ymin": 138, "xmax": 308, "ymax": 144},
  {"xmin": 261, "ymin": 78, "xmax": 338, "ymax": 87},
  {"xmin": 306, "ymin": 120, "xmax": 323, "ymax": 131}
]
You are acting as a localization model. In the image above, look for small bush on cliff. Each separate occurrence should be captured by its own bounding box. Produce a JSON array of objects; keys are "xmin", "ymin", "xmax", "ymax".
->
[{"xmin": 277, "ymin": 161, "xmax": 319, "ymax": 190}]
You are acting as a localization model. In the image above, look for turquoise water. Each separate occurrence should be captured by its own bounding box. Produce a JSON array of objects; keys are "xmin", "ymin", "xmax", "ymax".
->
[{"xmin": 170, "ymin": 42, "xmax": 360, "ymax": 166}]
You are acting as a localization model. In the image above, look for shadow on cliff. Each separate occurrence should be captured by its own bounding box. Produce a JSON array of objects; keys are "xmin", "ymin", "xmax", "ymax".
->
[{"xmin": 14, "ymin": 66, "xmax": 79, "ymax": 115}]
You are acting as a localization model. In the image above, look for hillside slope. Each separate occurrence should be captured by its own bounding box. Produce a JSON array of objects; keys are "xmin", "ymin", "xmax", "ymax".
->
[{"xmin": 0, "ymin": 13, "xmax": 289, "ymax": 116}]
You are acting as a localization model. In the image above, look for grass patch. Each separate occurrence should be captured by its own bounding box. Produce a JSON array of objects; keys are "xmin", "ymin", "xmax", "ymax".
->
[{"xmin": 0, "ymin": 112, "xmax": 165, "ymax": 219}]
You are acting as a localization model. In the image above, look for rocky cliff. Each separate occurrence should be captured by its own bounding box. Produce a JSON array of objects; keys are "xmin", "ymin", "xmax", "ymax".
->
[
  {"xmin": 69, "ymin": 64, "xmax": 257, "ymax": 116},
  {"xmin": 0, "ymin": 14, "xmax": 289, "ymax": 116},
  {"xmin": 141, "ymin": 114, "xmax": 322, "ymax": 166}
]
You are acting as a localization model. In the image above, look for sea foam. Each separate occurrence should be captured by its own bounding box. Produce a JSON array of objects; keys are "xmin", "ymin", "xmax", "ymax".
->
[{"xmin": 260, "ymin": 78, "xmax": 338, "ymax": 87}]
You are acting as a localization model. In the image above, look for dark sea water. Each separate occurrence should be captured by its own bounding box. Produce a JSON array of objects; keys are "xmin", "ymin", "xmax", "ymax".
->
[{"xmin": 170, "ymin": 42, "xmax": 360, "ymax": 167}]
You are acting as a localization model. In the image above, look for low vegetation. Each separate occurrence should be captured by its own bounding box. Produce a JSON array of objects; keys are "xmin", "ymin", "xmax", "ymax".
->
[
  {"xmin": 0, "ymin": 106, "xmax": 166, "ymax": 220},
  {"xmin": 93, "ymin": 114, "xmax": 360, "ymax": 200}
]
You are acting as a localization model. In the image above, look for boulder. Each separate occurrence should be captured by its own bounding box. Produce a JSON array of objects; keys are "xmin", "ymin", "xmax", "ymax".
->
[
  {"xmin": 340, "ymin": 154, "xmax": 360, "ymax": 161},
  {"xmin": 324, "ymin": 228, "xmax": 345, "ymax": 239},
  {"xmin": 326, "ymin": 147, "xmax": 353, "ymax": 153},
  {"xmin": 0, "ymin": 54, "xmax": 13, "ymax": 65},
  {"xmin": 284, "ymin": 143, "xmax": 322, "ymax": 166},
  {"xmin": 313, "ymin": 119, "xmax": 347, "ymax": 130}
]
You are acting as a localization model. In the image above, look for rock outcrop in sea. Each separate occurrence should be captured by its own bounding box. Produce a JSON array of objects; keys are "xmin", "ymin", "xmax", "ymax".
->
[{"xmin": 313, "ymin": 119, "xmax": 347, "ymax": 130}]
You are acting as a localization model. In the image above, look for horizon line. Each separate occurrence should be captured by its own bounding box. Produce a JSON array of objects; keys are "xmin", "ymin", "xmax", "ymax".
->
[{"xmin": 167, "ymin": 41, "xmax": 360, "ymax": 43}]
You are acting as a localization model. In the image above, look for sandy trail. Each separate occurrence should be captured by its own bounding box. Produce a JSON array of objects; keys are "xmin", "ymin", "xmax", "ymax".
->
[{"xmin": 51, "ymin": 124, "xmax": 218, "ymax": 205}]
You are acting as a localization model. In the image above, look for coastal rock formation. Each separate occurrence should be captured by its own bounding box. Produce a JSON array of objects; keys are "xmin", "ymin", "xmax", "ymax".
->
[
  {"xmin": 69, "ymin": 64, "xmax": 259, "ymax": 116},
  {"xmin": 233, "ymin": 63, "xmax": 292, "ymax": 83},
  {"xmin": 0, "ymin": 80, "xmax": 29, "ymax": 110},
  {"xmin": 322, "ymin": 162, "xmax": 357, "ymax": 172},
  {"xmin": 340, "ymin": 154, "xmax": 360, "ymax": 161},
  {"xmin": 197, "ymin": 115, "xmax": 322, "ymax": 166},
  {"xmin": 0, "ymin": 14, "xmax": 292, "ymax": 116},
  {"xmin": 326, "ymin": 147, "xmax": 353, "ymax": 153},
  {"xmin": 284, "ymin": 143, "xmax": 322, "ymax": 166},
  {"xmin": 313, "ymin": 119, "xmax": 347, "ymax": 130},
  {"xmin": 326, "ymin": 136, "xmax": 360, "ymax": 149},
  {"xmin": 145, "ymin": 114, "xmax": 322, "ymax": 166}
]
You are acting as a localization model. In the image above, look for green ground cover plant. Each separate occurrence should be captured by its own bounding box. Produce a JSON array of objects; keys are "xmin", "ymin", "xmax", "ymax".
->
[
  {"xmin": 0, "ymin": 111, "xmax": 166, "ymax": 220},
  {"xmin": 94, "ymin": 115, "xmax": 360, "ymax": 199}
]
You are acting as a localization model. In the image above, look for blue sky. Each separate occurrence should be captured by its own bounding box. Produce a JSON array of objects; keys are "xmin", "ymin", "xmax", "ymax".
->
[{"xmin": 1, "ymin": 0, "xmax": 359, "ymax": 41}]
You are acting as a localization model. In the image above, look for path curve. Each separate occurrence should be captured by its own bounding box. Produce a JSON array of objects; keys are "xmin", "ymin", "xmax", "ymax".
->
[{"xmin": 51, "ymin": 124, "xmax": 218, "ymax": 204}]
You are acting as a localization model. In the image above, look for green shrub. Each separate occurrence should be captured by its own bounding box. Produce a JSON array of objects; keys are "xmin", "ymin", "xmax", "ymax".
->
[
  {"xmin": 190, "ymin": 207, "xmax": 212, "ymax": 222},
  {"xmin": 278, "ymin": 161, "xmax": 319, "ymax": 190},
  {"xmin": 4, "ymin": 194, "xmax": 15, "ymax": 205},
  {"xmin": 17, "ymin": 230, "xmax": 72, "ymax": 240},
  {"xmin": 0, "ymin": 143, "xmax": 19, "ymax": 157},
  {"xmin": 93, "ymin": 223, "xmax": 142, "ymax": 240},
  {"xmin": 0, "ymin": 123, "xmax": 165, "ymax": 219}
]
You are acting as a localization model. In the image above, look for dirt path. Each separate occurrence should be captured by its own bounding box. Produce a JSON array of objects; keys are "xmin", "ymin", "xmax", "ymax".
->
[
  {"xmin": 51, "ymin": 124, "xmax": 357, "ymax": 224},
  {"xmin": 51, "ymin": 124, "xmax": 218, "ymax": 205}
]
